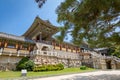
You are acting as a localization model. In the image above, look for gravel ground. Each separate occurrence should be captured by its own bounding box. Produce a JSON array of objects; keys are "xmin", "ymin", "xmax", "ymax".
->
[
  {"xmin": 62, "ymin": 74, "xmax": 120, "ymax": 80},
  {"xmin": 31, "ymin": 70, "xmax": 120, "ymax": 80}
]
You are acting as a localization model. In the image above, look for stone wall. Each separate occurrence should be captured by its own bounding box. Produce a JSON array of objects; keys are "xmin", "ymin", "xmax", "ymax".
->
[
  {"xmin": 33, "ymin": 43, "xmax": 82, "ymax": 67},
  {"xmin": 115, "ymin": 61, "xmax": 120, "ymax": 69},
  {"xmin": 33, "ymin": 55, "xmax": 81, "ymax": 68},
  {"xmin": 0, "ymin": 56, "xmax": 22, "ymax": 71}
]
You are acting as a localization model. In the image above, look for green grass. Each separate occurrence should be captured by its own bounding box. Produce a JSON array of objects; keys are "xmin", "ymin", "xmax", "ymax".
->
[{"xmin": 0, "ymin": 68, "xmax": 95, "ymax": 79}]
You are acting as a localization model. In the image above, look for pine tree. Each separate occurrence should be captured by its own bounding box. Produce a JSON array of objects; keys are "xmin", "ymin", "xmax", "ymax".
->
[{"xmin": 56, "ymin": 0, "xmax": 120, "ymax": 48}]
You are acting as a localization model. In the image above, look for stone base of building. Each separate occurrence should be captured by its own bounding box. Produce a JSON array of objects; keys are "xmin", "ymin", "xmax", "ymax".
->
[
  {"xmin": 33, "ymin": 55, "xmax": 81, "ymax": 68},
  {"xmin": 0, "ymin": 55, "xmax": 120, "ymax": 71},
  {"xmin": 93, "ymin": 57, "xmax": 120, "ymax": 69},
  {"xmin": 0, "ymin": 56, "xmax": 22, "ymax": 71}
]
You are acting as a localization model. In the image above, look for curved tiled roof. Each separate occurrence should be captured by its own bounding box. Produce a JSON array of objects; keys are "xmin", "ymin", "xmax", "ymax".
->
[
  {"xmin": 0, "ymin": 32, "xmax": 34, "ymax": 43},
  {"xmin": 23, "ymin": 16, "xmax": 58, "ymax": 38}
]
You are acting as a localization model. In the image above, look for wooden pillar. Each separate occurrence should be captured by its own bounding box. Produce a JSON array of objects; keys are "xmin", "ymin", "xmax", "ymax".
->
[
  {"xmin": 30, "ymin": 45, "xmax": 34, "ymax": 51},
  {"xmin": 16, "ymin": 43, "xmax": 19, "ymax": 49},
  {"xmin": 53, "ymin": 41, "xmax": 55, "ymax": 49},
  {"xmin": 4, "ymin": 42, "xmax": 8, "ymax": 47},
  {"xmin": 28, "ymin": 45, "xmax": 31, "ymax": 51},
  {"xmin": 70, "ymin": 47, "xmax": 73, "ymax": 52},
  {"xmin": 79, "ymin": 48, "xmax": 81, "ymax": 53},
  {"xmin": 54, "ymin": 42, "xmax": 56, "ymax": 49},
  {"xmin": 66, "ymin": 44, "xmax": 68, "ymax": 52},
  {"xmin": 1, "ymin": 42, "xmax": 4, "ymax": 48},
  {"xmin": 0, "ymin": 42, "xmax": 1, "ymax": 47},
  {"xmin": 39, "ymin": 32, "xmax": 42, "ymax": 42},
  {"xmin": 68, "ymin": 46, "xmax": 71, "ymax": 52},
  {"xmin": 76, "ymin": 47, "xmax": 77, "ymax": 53},
  {"xmin": 52, "ymin": 42, "xmax": 56, "ymax": 49},
  {"xmin": 17, "ymin": 43, "xmax": 21, "ymax": 51},
  {"xmin": 60, "ymin": 43, "xmax": 62, "ymax": 50},
  {"xmin": 20, "ymin": 44, "xmax": 22, "ymax": 50}
]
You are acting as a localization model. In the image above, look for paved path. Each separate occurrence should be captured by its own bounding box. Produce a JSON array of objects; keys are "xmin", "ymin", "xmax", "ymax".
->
[{"xmin": 30, "ymin": 70, "xmax": 120, "ymax": 80}]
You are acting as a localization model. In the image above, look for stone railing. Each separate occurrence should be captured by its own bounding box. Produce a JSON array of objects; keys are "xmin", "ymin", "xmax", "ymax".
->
[
  {"xmin": 88, "ymin": 51, "xmax": 102, "ymax": 58},
  {"xmin": 32, "ymin": 50, "xmax": 81, "ymax": 60},
  {"xmin": 102, "ymin": 56, "xmax": 120, "ymax": 63},
  {"xmin": 88, "ymin": 50, "xmax": 120, "ymax": 63},
  {"xmin": 55, "ymin": 50, "xmax": 81, "ymax": 59},
  {"xmin": 111, "ymin": 56, "xmax": 120, "ymax": 62}
]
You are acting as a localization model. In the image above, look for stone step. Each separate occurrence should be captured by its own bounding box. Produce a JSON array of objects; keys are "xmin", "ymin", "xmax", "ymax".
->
[{"xmin": 90, "ymin": 51, "xmax": 120, "ymax": 63}]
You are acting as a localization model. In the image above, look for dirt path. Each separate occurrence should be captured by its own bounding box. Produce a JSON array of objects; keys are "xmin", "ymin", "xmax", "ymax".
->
[{"xmin": 30, "ymin": 70, "xmax": 120, "ymax": 80}]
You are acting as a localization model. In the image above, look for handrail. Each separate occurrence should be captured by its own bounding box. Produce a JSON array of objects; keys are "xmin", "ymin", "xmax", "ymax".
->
[
  {"xmin": 89, "ymin": 50, "xmax": 120, "ymax": 63},
  {"xmin": 112, "ymin": 56, "xmax": 120, "ymax": 62},
  {"xmin": 33, "ymin": 50, "xmax": 80, "ymax": 59}
]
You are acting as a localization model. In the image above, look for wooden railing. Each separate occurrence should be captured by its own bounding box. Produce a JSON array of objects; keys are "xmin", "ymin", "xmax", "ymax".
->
[{"xmin": 0, "ymin": 48, "xmax": 30, "ymax": 57}]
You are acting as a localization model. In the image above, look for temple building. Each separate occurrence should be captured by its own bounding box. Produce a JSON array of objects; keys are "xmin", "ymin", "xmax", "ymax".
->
[{"xmin": 0, "ymin": 16, "xmax": 120, "ymax": 71}]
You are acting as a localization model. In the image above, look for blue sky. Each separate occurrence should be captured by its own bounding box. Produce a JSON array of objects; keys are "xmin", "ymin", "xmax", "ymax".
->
[{"xmin": 0, "ymin": 0, "xmax": 64, "ymax": 36}]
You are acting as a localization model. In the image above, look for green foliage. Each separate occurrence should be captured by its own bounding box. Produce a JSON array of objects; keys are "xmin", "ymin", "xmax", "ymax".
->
[
  {"xmin": 16, "ymin": 57, "xmax": 35, "ymax": 71},
  {"xmin": 112, "ymin": 46, "xmax": 120, "ymax": 58},
  {"xmin": 56, "ymin": 0, "xmax": 120, "ymax": 48},
  {"xmin": 80, "ymin": 66, "xmax": 87, "ymax": 70},
  {"xmin": 33, "ymin": 63, "xmax": 64, "ymax": 72},
  {"xmin": 0, "ymin": 68, "xmax": 94, "ymax": 78},
  {"xmin": 35, "ymin": 0, "xmax": 120, "ymax": 48},
  {"xmin": 108, "ymin": 47, "xmax": 115, "ymax": 55},
  {"xmin": 25, "ymin": 60, "xmax": 35, "ymax": 71},
  {"xmin": 56, "ymin": 63, "xmax": 64, "ymax": 70}
]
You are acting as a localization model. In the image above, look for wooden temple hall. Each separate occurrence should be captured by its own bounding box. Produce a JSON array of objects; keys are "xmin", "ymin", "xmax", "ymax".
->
[{"xmin": 0, "ymin": 16, "xmax": 120, "ymax": 70}]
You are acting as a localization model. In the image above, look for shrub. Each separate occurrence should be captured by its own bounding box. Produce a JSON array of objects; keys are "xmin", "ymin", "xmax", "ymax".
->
[
  {"xmin": 80, "ymin": 66, "xmax": 87, "ymax": 70},
  {"xmin": 16, "ymin": 57, "xmax": 35, "ymax": 71},
  {"xmin": 46, "ymin": 65, "xmax": 53, "ymax": 71},
  {"xmin": 25, "ymin": 60, "xmax": 35, "ymax": 71},
  {"xmin": 33, "ymin": 63, "xmax": 64, "ymax": 72},
  {"xmin": 56, "ymin": 63, "xmax": 64, "ymax": 70}
]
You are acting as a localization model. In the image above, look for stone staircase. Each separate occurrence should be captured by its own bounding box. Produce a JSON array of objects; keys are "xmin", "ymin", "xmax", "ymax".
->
[
  {"xmin": 112, "ymin": 56, "xmax": 120, "ymax": 62},
  {"xmin": 89, "ymin": 51, "xmax": 120, "ymax": 63}
]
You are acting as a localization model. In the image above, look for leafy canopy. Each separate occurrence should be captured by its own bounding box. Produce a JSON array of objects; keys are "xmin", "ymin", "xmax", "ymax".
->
[{"xmin": 56, "ymin": 0, "xmax": 120, "ymax": 48}]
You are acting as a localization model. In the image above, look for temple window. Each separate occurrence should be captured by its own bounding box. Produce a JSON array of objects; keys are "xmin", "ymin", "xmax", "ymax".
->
[
  {"xmin": 7, "ymin": 43, "xmax": 16, "ymax": 48},
  {"xmin": 21, "ymin": 44, "xmax": 28, "ymax": 50}
]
